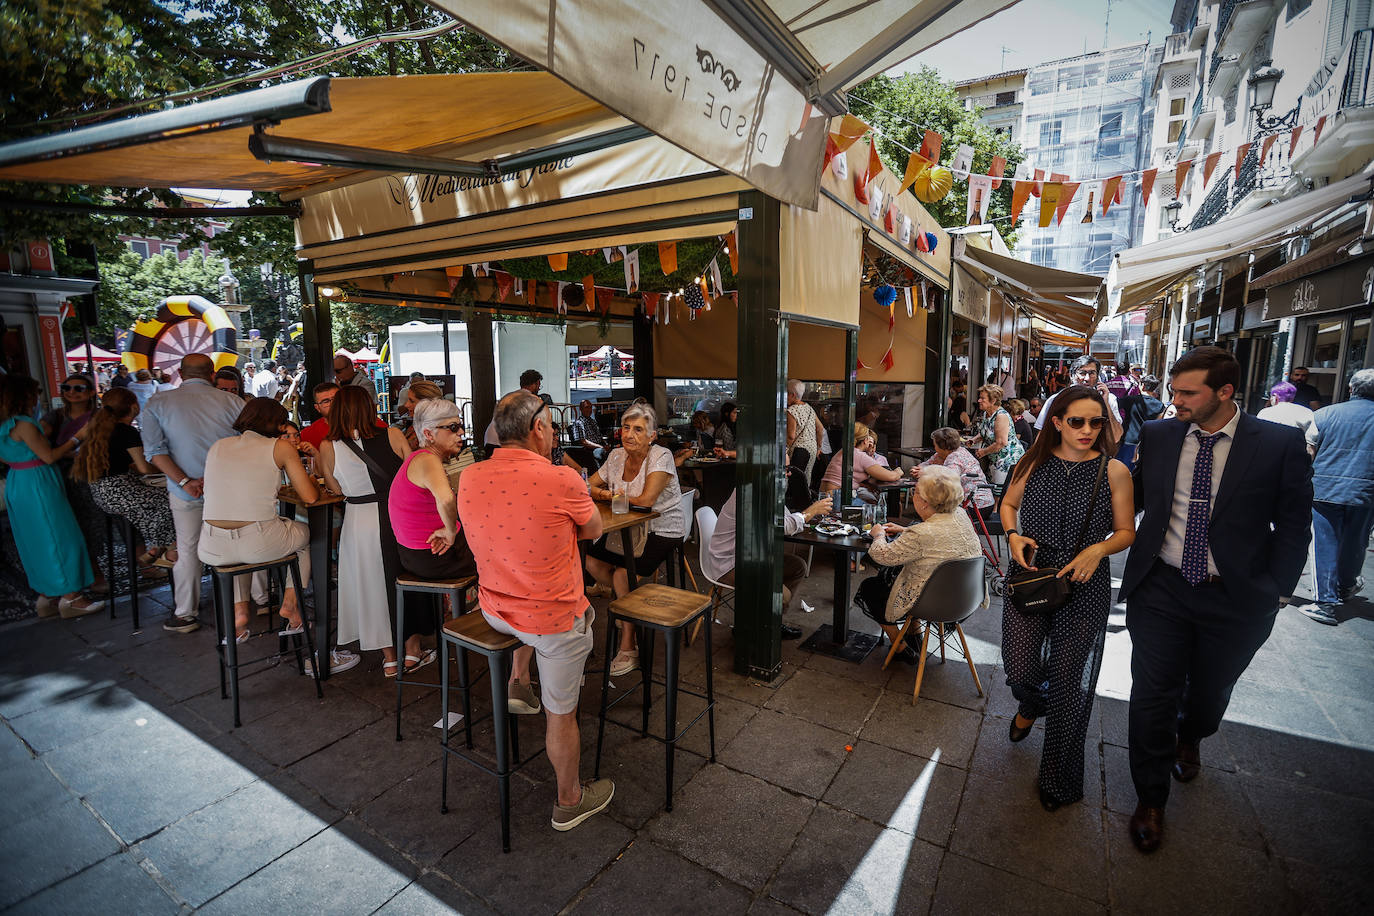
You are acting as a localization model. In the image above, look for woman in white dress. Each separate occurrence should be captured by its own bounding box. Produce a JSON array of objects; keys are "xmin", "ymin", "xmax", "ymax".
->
[
  {"xmin": 785, "ymin": 379, "xmax": 824, "ymax": 483},
  {"xmin": 317, "ymin": 386, "xmax": 415, "ymax": 678}
]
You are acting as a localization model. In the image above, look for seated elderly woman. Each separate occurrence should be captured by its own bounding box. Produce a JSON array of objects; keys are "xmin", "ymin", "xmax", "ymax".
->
[
  {"xmin": 820, "ymin": 422, "xmax": 903, "ymax": 503},
  {"xmin": 910, "ymin": 427, "xmax": 995, "ymax": 516},
  {"xmin": 585, "ymin": 403, "xmax": 686, "ymax": 677},
  {"xmin": 855, "ymin": 465, "xmax": 982, "ymax": 663}
]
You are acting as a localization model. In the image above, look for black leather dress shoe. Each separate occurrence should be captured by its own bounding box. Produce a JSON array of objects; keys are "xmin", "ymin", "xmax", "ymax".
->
[
  {"xmin": 1129, "ymin": 804, "xmax": 1165, "ymax": 853},
  {"xmin": 1008, "ymin": 714, "xmax": 1035, "ymax": 743},
  {"xmin": 1172, "ymin": 741, "xmax": 1201, "ymax": 783},
  {"xmin": 781, "ymin": 624, "xmax": 803, "ymax": 640}
]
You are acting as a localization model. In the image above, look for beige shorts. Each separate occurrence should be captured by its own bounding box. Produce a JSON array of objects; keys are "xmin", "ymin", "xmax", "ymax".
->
[{"xmin": 482, "ymin": 607, "xmax": 595, "ymax": 715}]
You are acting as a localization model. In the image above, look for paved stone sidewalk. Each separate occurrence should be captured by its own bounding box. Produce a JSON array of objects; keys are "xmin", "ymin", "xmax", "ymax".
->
[{"xmin": 1, "ymin": 547, "xmax": 1371, "ymax": 914}]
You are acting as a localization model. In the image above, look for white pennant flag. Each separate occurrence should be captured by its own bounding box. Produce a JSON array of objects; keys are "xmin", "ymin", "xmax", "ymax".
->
[
  {"xmin": 556, "ymin": 281, "xmax": 567, "ymax": 315},
  {"xmin": 966, "ymin": 176, "xmax": 993, "ymax": 224},
  {"xmin": 478, "ymin": 262, "xmax": 490, "ymax": 277},
  {"xmin": 868, "ymin": 185, "xmax": 885, "ymax": 222},
  {"xmin": 602, "ymin": 247, "xmax": 615, "ymax": 263},
  {"xmin": 709, "ymin": 257, "xmax": 724, "ymax": 298},
  {"xmin": 624, "ymin": 250, "xmax": 640, "ymax": 293},
  {"xmin": 950, "ymin": 144, "xmax": 974, "ymax": 175},
  {"xmin": 831, "ymin": 149, "xmax": 848, "ymax": 180},
  {"xmin": 899, "ymin": 215, "xmax": 913, "ymax": 246},
  {"xmin": 513, "ymin": 277, "xmax": 524, "ymax": 297},
  {"xmin": 903, "ymin": 286, "xmax": 913, "ymax": 318}
]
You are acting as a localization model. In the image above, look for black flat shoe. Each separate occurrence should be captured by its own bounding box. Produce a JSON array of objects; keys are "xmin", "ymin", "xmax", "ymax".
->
[
  {"xmin": 1039, "ymin": 788, "xmax": 1061, "ymax": 812},
  {"xmin": 1009, "ymin": 714, "xmax": 1035, "ymax": 743}
]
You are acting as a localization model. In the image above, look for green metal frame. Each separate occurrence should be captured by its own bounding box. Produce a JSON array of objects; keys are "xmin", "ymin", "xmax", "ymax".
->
[{"xmin": 296, "ymin": 269, "xmax": 332, "ymax": 423}]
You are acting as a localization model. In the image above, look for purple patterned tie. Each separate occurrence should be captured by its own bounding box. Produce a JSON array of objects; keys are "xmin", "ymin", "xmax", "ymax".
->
[{"xmin": 1181, "ymin": 430, "xmax": 1225, "ymax": 585}]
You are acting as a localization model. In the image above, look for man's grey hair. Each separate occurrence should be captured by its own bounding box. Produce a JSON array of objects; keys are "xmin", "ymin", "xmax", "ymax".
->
[
  {"xmin": 494, "ymin": 389, "xmax": 547, "ymax": 444},
  {"xmin": 787, "ymin": 379, "xmax": 806, "ymax": 400},
  {"xmin": 414, "ymin": 397, "xmax": 463, "ymax": 445},
  {"xmin": 621, "ymin": 403, "xmax": 657, "ymax": 431},
  {"xmin": 1350, "ymin": 368, "xmax": 1374, "ymax": 400}
]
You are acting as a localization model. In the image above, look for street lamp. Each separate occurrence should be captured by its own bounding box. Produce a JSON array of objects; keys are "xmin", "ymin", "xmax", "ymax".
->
[
  {"xmin": 1163, "ymin": 199, "xmax": 1183, "ymax": 231},
  {"xmin": 1248, "ymin": 61, "xmax": 1299, "ymax": 133}
]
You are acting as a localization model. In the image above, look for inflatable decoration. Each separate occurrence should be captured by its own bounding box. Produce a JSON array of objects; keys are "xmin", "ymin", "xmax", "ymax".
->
[
  {"xmin": 912, "ymin": 165, "xmax": 953, "ymax": 204},
  {"xmin": 122, "ymin": 296, "xmax": 238, "ymax": 383}
]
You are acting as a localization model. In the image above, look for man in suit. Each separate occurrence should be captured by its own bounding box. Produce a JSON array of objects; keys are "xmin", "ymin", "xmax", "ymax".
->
[{"xmin": 1120, "ymin": 347, "xmax": 1312, "ymax": 853}]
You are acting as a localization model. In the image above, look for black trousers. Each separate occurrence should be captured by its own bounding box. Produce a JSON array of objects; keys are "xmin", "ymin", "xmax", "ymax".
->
[{"xmin": 1125, "ymin": 561, "xmax": 1276, "ymax": 807}]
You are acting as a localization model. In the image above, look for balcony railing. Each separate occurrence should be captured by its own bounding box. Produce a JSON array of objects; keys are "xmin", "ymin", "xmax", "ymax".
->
[
  {"xmin": 1164, "ymin": 32, "xmax": 1190, "ymax": 60},
  {"xmin": 1209, "ymin": 0, "xmax": 1240, "ymax": 86},
  {"xmin": 1340, "ymin": 28, "xmax": 1373, "ymax": 108}
]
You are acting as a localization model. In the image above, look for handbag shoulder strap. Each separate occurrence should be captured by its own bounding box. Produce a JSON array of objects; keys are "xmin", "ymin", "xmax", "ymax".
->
[
  {"xmin": 1071, "ymin": 455, "xmax": 1108, "ymax": 555},
  {"xmin": 340, "ymin": 435, "xmax": 390, "ymax": 482}
]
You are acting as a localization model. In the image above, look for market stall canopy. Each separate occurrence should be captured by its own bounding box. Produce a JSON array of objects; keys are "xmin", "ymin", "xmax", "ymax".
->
[
  {"xmin": 0, "ymin": 73, "xmax": 630, "ymax": 193},
  {"xmin": 349, "ymin": 346, "xmax": 381, "ymax": 362},
  {"xmin": 955, "ymin": 241, "xmax": 1103, "ymax": 335},
  {"xmin": 578, "ymin": 346, "xmax": 633, "ymax": 360},
  {"xmin": 1108, "ymin": 166, "xmax": 1374, "ymax": 314},
  {"xmin": 65, "ymin": 345, "xmax": 122, "ymax": 362},
  {"xmin": 426, "ymin": 0, "xmax": 1020, "ymax": 208}
]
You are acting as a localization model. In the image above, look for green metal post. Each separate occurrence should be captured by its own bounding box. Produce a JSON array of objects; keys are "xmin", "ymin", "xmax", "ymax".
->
[
  {"xmin": 296, "ymin": 269, "xmax": 332, "ymax": 422},
  {"xmin": 840, "ymin": 328, "xmax": 857, "ymax": 508},
  {"xmin": 733, "ymin": 190, "xmax": 785, "ymax": 680},
  {"xmin": 633, "ymin": 304, "xmax": 654, "ymax": 404},
  {"xmin": 467, "ymin": 312, "xmax": 497, "ymax": 446}
]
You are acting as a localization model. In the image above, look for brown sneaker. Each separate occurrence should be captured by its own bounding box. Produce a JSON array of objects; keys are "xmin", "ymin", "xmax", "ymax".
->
[
  {"xmin": 508, "ymin": 678, "xmax": 541, "ymax": 715},
  {"xmin": 551, "ymin": 778, "xmax": 614, "ymax": 832}
]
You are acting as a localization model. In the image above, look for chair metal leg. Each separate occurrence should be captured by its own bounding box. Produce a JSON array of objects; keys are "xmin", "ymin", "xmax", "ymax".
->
[
  {"xmin": 912, "ymin": 624, "xmax": 931, "ymax": 706},
  {"xmin": 703, "ymin": 612, "xmax": 716, "ymax": 763},
  {"xmin": 594, "ymin": 611, "xmax": 615, "ymax": 780},
  {"xmin": 104, "ymin": 516, "xmax": 117, "ymax": 620},
  {"xmin": 662, "ymin": 630, "xmax": 679, "ymax": 812},
  {"xmin": 290, "ymin": 560, "xmax": 322, "ymax": 699},
  {"xmin": 955, "ymin": 624, "xmax": 984, "ymax": 697},
  {"xmin": 394, "ymin": 585, "xmax": 406, "ymax": 742},
  {"xmin": 489, "ymin": 649, "xmax": 513, "ymax": 854},
  {"xmin": 440, "ymin": 634, "xmax": 451, "ymax": 814},
  {"xmin": 213, "ymin": 572, "xmax": 227, "ymax": 700},
  {"xmin": 639, "ymin": 624, "xmax": 654, "ymax": 737},
  {"xmin": 219, "ymin": 574, "xmax": 242, "ymax": 728},
  {"xmin": 937, "ymin": 622, "xmax": 946, "ymax": 663}
]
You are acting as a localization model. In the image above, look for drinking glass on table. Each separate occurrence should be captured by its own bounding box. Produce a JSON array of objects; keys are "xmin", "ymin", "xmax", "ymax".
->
[{"xmin": 611, "ymin": 483, "xmax": 629, "ymax": 515}]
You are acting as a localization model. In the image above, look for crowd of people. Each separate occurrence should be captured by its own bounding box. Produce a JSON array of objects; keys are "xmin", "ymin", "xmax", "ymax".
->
[{"xmin": 4, "ymin": 343, "xmax": 1372, "ymax": 849}]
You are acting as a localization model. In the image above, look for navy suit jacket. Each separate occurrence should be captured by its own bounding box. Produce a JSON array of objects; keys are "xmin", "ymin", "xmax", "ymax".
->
[{"xmin": 1120, "ymin": 411, "xmax": 1313, "ymax": 613}]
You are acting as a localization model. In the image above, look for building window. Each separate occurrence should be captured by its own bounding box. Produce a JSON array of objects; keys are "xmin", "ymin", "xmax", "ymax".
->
[
  {"xmin": 128, "ymin": 240, "xmax": 149, "ymax": 259},
  {"xmin": 1039, "ymin": 120, "xmax": 1063, "ymax": 146},
  {"xmin": 995, "ymin": 90, "xmax": 1017, "ymax": 106},
  {"xmin": 1029, "ymin": 71, "xmax": 1053, "ymax": 96},
  {"xmin": 1099, "ymin": 112, "xmax": 1123, "ymax": 139},
  {"xmin": 1166, "ymin": 96, "xmax": 1187, "ymax": 143},
  {"xmin": 161, "ymin": 245, "xmax": 178, "ymax": 259},
  {"xmin": 1286, "ymin": 0, "xmax": 1312, "ymax": 18}
]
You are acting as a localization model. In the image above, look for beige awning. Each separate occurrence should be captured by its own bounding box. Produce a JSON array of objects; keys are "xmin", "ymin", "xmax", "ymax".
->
[
  {"xmin": 0, "ymin": 73, "xmax": 624, "ymax": 193},
  {"xmin": 955, "ymin": 242, "xmax": 1103, "ymax": 334},
  {"xmin": 426, "ymin": 0, "xmax": 1019, "ymax": 208}
]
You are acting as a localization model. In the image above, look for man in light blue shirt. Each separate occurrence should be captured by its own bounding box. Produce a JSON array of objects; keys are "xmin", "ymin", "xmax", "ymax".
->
[{"xmin": 142, "ymin": 353, "xmax": 244, "ymax": 633}]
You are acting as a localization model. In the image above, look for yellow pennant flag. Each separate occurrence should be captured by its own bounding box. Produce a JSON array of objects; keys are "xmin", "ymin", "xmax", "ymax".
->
[
  {"xmin": 833, "ymin": 115, "xmax": 870, "ymax": 152},
  {"xmin": 548, "ymin": 253, "xmax": 567, "ymax": 271},
  {"xmin": 725, "ymin": 232, "xmax": 738, "ymax": 274},
  {"xmin": 1039, "ymin": 182, "xmax": 1062, "ymax": 228},
  {"xmin": 899, "ymin": 152, "xmax": 931, "ymax": 195}
]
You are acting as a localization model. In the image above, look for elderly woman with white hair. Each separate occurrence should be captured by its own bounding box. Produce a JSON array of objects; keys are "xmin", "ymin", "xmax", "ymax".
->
[
  {"xmin": 855, "ymin": 465, "xmax": 982, "ymax": 664},
  {"xmin": 785, "ymin": 378, "xmax": 825, "ymax": 482},
  {"xmin": 388, "ymin": 398, "xmax": 477, "ymax": 670},
  {"xmin": 585, "ymin": 403, "xmax": 686, "ymax": 676}
]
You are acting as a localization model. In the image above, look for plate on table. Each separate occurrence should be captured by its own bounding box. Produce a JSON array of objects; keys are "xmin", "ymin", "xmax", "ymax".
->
[
  {"xmin": 693, "ymin": 457, "xmax": 721, "ymax": 464},
  {"xmin": 814, "ymin": 522, "xmax": 857, "ymax": 537}
]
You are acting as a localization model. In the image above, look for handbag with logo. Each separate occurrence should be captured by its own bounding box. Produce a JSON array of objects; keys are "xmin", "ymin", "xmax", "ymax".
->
[{"xmin": 1006, "ymin": 455, "xmax": 1107, "ymax": 616}]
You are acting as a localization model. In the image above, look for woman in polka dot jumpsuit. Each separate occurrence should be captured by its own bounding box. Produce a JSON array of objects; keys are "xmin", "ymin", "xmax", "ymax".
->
[{"xmin": 999, "ymin": 387, "xmax": 1136, "ymax": 810}]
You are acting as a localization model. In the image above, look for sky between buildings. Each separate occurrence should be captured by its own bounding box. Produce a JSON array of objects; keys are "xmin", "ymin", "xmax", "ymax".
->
[{"xmin": 893, "ymin": 0, "xmax": 1173, "ymax": 83}]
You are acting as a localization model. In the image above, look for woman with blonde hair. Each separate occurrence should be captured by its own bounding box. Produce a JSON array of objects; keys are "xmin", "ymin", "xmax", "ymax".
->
[
  {"xmin": 819, "ymin": 421, "xmax": 903, "ymax": 502},
  {"xmin": 71, "ymin": 386, "xmax": 177, "ymax": 568},
  {"xmin": 970, "ymin": 384, "xmax": 1024, "ymax": 489}
]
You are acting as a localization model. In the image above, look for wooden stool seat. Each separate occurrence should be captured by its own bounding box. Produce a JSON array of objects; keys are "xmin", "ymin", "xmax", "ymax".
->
[
  {"xmin": 442, "ymin": 613, "xmax": 519, "ymax": 652},
  {"xmin": 397, "ymin": 574, "xmax": 477, "ymax": 591},
  {"xmin": 609, "ymin": 584, "xmax": 712, "ymax": 629}
]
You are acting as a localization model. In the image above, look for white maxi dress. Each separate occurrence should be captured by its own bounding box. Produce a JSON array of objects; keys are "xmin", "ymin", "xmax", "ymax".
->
[{"xmin": 333, "ymin": 439, "xmax": 393, "ymax": 650}]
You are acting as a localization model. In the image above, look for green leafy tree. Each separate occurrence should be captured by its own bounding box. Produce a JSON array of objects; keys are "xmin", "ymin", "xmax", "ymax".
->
[
  {"xmin": 850, "ymin": 68, "xmax": 1026, "ymax": 249},
  {"xmin": 67, "ymin": 250, "xmax": 227, "ymax": 346}
]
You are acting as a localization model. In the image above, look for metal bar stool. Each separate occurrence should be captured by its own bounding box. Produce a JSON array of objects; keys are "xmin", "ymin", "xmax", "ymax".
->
[
  {"xmin": 595, "ymin": 583, "xmax": 716, "ymax": 812},
  {"xmin": 439, "ymin": 612, "xmax": 541, "ymax": 853},
  {"xmin": 102, "ymin": 513, "xmax": 142, "ymax": 630},
  {"xmin": 392, "ymin": 575, "xmax": 477, "ymax": 741},
  {"xmin": 209, "ymin": 555, "xmax": 322, "ymax": 728}
]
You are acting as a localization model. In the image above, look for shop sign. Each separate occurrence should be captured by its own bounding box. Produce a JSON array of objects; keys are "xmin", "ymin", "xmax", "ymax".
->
[
  {"xmin": 1264, "ymin": 255, "xmax": 1374, "ymax": 320},
  {"xmin": 1215, "ymin": 307, "xmax": 1238, "ymax": 336},
  {"xmin": 952, "ymin": 266, "xmax": 989, "ymax": 326},
  {"xmin": 38, "ymin": 314, "xmax": 66, "ymax": 397}
]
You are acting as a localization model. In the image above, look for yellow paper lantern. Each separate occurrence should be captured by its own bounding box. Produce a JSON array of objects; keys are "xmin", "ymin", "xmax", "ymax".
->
[{"xmin": 912, "ymin": 166, "xmax": 953, "ymax": 204}]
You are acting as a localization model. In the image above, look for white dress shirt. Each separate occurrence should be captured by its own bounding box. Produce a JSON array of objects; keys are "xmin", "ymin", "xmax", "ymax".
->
[
  {"xmin": 706, "ymin": 490, "xmax": 804, "ymax": 582},
  {"xmin": 250, "ymin": 371, "xmax": 279, "ymax": 399},
  {"xmin": 1158, "ymin": 403, "xmax": 1242, "ymax": 577}
]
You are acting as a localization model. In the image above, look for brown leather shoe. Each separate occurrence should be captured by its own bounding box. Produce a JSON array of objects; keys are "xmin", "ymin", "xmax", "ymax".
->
[
  {"xmin": 1172, "ymin": 740, "xmax": 1201, "ymax": 783},
  {"xmin": 1129, "ymin": 804, "xmax": 1165, "ymax": 853}
]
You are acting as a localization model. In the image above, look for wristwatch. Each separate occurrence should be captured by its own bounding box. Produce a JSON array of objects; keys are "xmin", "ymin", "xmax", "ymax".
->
[
  {"xmin": 1005, "ymin": 528, "xmax": 1019, "ymax": 538},
  {"xmin": 177, "ymin": 476, "xmax": 190, "ymax": 487}
]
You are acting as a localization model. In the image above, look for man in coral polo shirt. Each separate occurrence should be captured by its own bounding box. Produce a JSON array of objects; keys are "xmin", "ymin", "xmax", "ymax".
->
[{"xmin": 457, "ymin": 389, "xmax": 612, "ymax": 832}]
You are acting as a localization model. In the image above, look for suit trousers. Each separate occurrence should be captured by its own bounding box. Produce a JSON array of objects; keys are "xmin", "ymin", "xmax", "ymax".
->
[{"xmin": 1126, "ymin": 561, "xmax": 1276, "ymax": 807}]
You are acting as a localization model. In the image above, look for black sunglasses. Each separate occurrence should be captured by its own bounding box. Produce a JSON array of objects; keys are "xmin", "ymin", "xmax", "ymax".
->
[
  {"xmin": 438, "ymin": 422, "xmax": 465, "ymax": 434},
  {"xmin": 1063, "ymin": 416, "xmax": 1106, "ymax": 430},
  {"xmin": 60, "ymin": 384, "xmax": 91, "ymax": 392}
]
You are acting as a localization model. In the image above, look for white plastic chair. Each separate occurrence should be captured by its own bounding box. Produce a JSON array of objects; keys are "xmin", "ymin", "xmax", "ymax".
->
[{"xmin": 689, "ymin": 505, "xmax": 734, "ymax": 644}]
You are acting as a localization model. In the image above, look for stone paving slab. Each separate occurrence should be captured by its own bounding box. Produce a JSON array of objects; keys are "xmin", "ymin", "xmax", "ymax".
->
[{"xmin": 6, "ymin": 852, "xmax": 179, "ymax": 916}]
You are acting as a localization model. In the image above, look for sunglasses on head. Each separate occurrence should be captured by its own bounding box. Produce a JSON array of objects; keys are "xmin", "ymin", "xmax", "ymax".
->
[
  {"xmin": 60, "ymin": 384, "xmax": 90, "ymax": 392},
  {"xmin": 1062, "ymin": 416, "xmax": 1106, "ymax": 430}
]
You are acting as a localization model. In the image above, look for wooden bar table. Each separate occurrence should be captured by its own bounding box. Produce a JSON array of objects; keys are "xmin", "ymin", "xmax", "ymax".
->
[
  {"xmin": 593, "ymin": 503, "xmax": 660, "ymax": 589},
  {"xmin": 278, "ymin": 485, "xmax": 346, "ymax": 680}
]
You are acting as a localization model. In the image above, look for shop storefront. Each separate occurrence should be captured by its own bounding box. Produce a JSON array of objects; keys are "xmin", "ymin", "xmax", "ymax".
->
[{"xmin": 1259, "ymin": 253, "xmax": 1374, "ymax": 406}]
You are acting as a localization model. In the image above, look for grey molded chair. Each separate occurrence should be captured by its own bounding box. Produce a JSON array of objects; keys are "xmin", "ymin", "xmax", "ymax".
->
[{"xmin": 881, "ymin": 556, "xmax": 987, "ymax": 705}]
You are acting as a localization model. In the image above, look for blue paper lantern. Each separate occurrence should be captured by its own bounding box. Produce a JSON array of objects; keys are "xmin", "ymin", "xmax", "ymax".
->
[{"xmin": 873, "ymin": 284, "xmax": 898, "ymax": 308}]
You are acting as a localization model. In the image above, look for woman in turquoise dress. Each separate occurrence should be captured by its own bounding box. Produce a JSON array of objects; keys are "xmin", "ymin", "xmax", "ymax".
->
[{"xmin": 0, "ymin": 375, "xmax": 105, "ymax": 617}]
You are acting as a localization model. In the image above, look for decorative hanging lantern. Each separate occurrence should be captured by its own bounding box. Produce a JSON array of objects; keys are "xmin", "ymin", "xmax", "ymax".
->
[
  {"xmin": 912, "ymin": 166, "xmax": 953, "ymax": 204},
  {"xmin": 873, "ymin": 284, "xmax": 898, "ymax": 308}
]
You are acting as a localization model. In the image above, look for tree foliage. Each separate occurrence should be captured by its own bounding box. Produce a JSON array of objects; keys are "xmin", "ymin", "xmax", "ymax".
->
[{"xmin": 850, "ymin": 68, "xmax": 1026, "ymax": 249}]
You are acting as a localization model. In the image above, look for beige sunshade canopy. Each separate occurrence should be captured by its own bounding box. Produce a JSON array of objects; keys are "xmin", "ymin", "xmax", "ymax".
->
[
  {"xmin": 956, "ymin": 243, "xmax": 1104, "ymax": 335},
  {"xmin": 0, "ymin": 73, "xmax": 622, "ymax": 194}
]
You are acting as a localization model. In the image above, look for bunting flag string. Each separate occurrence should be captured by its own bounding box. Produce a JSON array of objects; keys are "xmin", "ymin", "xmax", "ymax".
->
[
  {"xmin": 1139, "ymin": 167, "xmax": 1157, "ymax": 204},
  {"xmin": 1234, "ymin": 143, "xmax": 1253, "ymax": 179},
  {"xmin": 1202, "ymin": 151, "xmax": 1223, "ymax": 189}
]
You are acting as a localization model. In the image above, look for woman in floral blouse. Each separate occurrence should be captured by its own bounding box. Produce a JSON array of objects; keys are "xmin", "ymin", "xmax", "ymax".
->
[{"xmin": 970, "ymin": 384, "xmax": 1024, "ymax": 489}]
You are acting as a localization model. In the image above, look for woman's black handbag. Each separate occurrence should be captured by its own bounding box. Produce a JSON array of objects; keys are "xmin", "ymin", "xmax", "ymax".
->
[{"xmin": 1006, "ymin": 455, "xmax": 1107, "ymax": 617}]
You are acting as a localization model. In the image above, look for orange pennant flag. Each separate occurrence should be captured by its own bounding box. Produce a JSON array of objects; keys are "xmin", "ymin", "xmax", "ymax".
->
[
  {"xmin": 834, "ymin": 115, "xmax": 870, "ymax": 151},
  {"xmin": 548, "ymin": 253, "xmax": 567, "ymax": 271},
  {"xmin": 1202, "ymin": 151, "xmax": 1223, "ymax": 188},
  {"xmin": 658, "ymin": 241, "xmax": 677, "ymax": 275},
  {"xmin": 1260, "ymin": 133, "xmax": 1278, "ymax": 162},
  {"xmin": 1139, "ymin": 167, "xmax": 1157, "ymax": 203},
  {"xmin": 899, "ymin": 151, "xmax": 931, "ymax": 195},
  {"xmin": 823, "ymin": 134, "xmax": 841, "ymax": 171},
  {"xmin": 582, "ymin": 275, "xmax": 596, "ymax": 311},
  {"xmin": 725, "ymin": 232, "xmax": 738, "ymax": 274},
  {"xmin": 1314, "ymin": 115, "xmax": 1328, "ymax": 145},
  {"xmin": 989, "ymin": 156, "xmax": 1007, "ymax": 190},
  {"xmin": 1289, "ymin": 125, "xmax": 1303, "ymax": 153},
  {"xmin": 1011, "ymin": 175, "xmax": 1033, "ymax": 226},
  {"xmin": 918, "ymin": 129, "xmax": 942, "ymax": 163},
  {"xmin": 1039, "ymin": 182, "xmax": 1062, "ymax": 228},
  {"xmin": 1235, "ymin": 143, "xmax": 1253, "ymax": 179},
  {"xmin": 867, "ymin": 140, "xmax": 885, "ymax": 183},
  {"xmin": 1102, "ymin": 176, "xmax": 1122, "ymax": 215},
  {"xmin": 1175, "ymin": 159, "xmax": 1193, "ymax": 192},
  {"xmin": 1055, "ymin": 182, "xmax": 1080, "ymax": 226}
]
